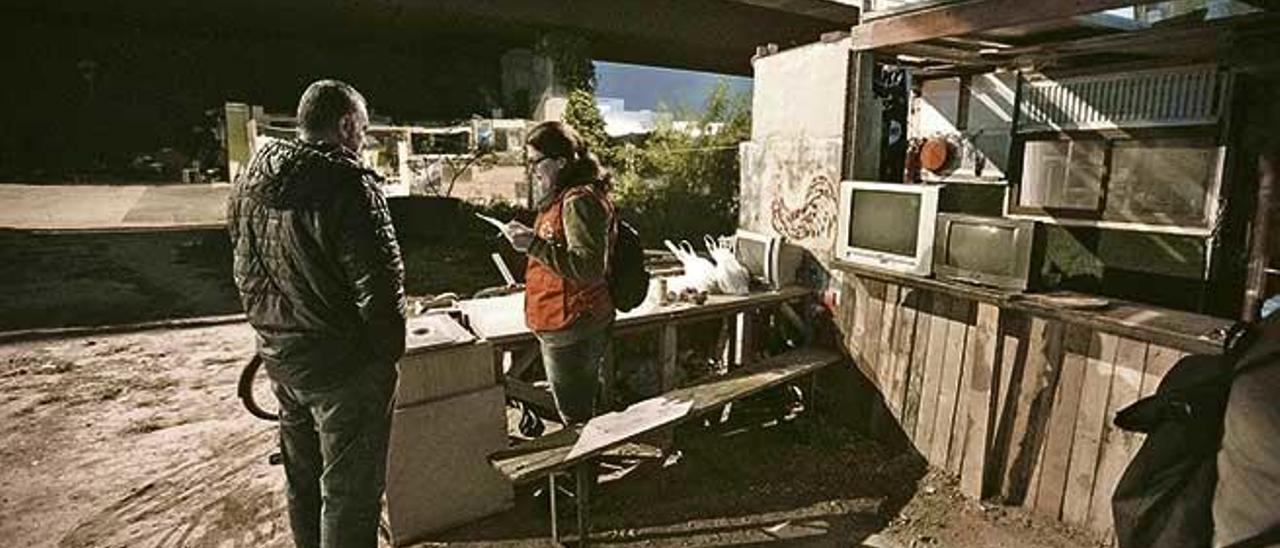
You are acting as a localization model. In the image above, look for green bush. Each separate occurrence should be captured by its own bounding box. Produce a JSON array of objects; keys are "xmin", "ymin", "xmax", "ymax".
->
[{"xmin": 611, "ymin": 81, "xmax": 751, "ymax": 247}]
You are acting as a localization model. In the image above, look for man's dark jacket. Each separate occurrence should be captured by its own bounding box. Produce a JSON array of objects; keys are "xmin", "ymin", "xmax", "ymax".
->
[{"xmin": 228, "ymin": 138, "xmax": 406, "ymax": 390}]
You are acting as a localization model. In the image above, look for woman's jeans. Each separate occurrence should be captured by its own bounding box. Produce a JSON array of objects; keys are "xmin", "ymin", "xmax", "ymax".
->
[
  {"xmin": 536, "ymin": 315, "xmax": 613, "ymax": 425},
  {"xmin": 273, "ymin": 363, "xmax": 397, "ymax": 548}
]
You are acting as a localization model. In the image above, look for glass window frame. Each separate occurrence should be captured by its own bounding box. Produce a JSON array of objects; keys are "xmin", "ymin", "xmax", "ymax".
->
[{"xmin": 1008, "ymin": 126, "xmax": 1222, "ymax": 229}]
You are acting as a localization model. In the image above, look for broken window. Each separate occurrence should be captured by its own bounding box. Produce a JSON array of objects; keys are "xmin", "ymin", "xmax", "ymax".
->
[{"xmin": 1012, "ymin": 131, "xmax": 1220, "ymax": 229}]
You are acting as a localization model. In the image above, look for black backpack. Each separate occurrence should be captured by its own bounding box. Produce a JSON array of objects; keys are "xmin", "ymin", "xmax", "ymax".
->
[
  {"xmin": 1112, "ymin": 321, "xmax": 1280, "ymax": 548},
  {"xmin": 608, "ymin": 218, "xmax": 649, "ymax": 312}
]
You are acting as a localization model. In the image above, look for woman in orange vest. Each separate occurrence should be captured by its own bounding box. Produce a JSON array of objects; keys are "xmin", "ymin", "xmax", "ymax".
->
[{"xmin": 500, "ymin": 121, "xmax": 615, "ymax": 426}]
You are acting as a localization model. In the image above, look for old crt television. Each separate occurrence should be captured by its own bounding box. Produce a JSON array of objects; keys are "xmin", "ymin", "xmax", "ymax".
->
[
  {"xmin": 733, "ymin": 229, "xmax": 802, "ymax": 289},
  {"xmin": 835, "ymin": 181, "xmax": 941, "ymax": 276},
  {"xmin": 933, "ymin": 214, "xmax": 1036, "ymax": 291}
]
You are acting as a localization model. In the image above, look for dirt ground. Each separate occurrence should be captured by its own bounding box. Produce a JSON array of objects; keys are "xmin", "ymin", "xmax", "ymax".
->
[
  {"xmin": 0, "ymin": 214, "xmax": 515, "ymax": 332},
  {"xmin": 0, "ymin": 321, "xmax": 1102, "ymax": 548}
]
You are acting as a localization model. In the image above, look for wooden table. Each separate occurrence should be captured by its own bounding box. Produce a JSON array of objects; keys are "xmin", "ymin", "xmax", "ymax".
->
[
  {"xmin": 456, "ymin": 284, "xmax": 831, "ymax": 548},
  {"xmin": 456, "ymin": 286, "xmax": 813, "ymax": 422}
]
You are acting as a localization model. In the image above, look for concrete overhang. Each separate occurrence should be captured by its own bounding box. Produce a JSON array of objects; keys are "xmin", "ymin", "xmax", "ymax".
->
[{"xmin": 5, "ymin": 0, "xmax": 861, "ymax": 76}]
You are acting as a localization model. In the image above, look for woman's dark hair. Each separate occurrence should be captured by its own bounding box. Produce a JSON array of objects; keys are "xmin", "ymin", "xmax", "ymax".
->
[{"xmin": 526, "ymin": 121, "xmax": 612, "ymax": 191}]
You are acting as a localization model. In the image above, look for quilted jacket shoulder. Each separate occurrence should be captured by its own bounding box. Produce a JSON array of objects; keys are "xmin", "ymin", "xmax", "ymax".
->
[{"xmin": 227, "ymin": 138, "xmax": 405, "ymax": 389}]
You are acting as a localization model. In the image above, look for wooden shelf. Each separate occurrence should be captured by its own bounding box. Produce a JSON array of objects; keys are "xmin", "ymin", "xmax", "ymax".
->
[{"xmin": 832, "ymin": 261, "xmax": 1231, "ymax": 355}]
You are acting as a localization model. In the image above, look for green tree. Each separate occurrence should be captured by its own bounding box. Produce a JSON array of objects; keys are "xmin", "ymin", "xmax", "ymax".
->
[
  {"xmin": 613, "ymin": 80, "xmax": 752, "ymax": 246},
  {"xmin": 563, "ymin": 89, "xmax": 616, "ymax": 166}
]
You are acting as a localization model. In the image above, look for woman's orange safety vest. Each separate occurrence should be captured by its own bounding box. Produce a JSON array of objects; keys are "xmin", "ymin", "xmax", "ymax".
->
[{"xmin": 524, "ymin": 185, "xmax": 614, "ymax": 332}]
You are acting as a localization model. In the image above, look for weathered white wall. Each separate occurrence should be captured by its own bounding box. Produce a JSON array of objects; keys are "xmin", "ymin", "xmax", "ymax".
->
[
  {"xmin": 750, "ymin": 39, "xmax": 851, "ymax": 142},
  {"xmin": 741, "ymin": 39, "xmax": 852, "ymax": 262}
]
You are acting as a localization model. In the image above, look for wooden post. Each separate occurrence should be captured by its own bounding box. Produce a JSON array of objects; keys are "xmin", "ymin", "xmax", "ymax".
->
[
  {"xmin": 549, "ymin": 474, "xmax": 559, "ymax": 543},
  {"xmin": 1244, "ymin": 152, "xmax": 1276, "ymax": 321},
  {"xmin": 733, "ymin": 311, "xmax": 756, "ymax": 368},
  {"xmin": 575, "ymin": 463, "xmax": 592, "ymax": 547},
  {"xmin": 845, "ymin": 51, "xmax": 882, "ymax": 181},
  {"xmin": 717, "ymin": 313, "xmax": 736, "ymax": 375},
  {"xmin": 659, "ymin": 323, "xmax": 679, "ymax": 392}
]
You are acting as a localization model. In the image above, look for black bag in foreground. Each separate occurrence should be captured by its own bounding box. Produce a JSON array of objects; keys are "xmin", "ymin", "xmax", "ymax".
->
[
  {"xmin": 1111, "ymin": 323, "xmax": 1278, "ymax": 548},
  {"xmin": 608, "ymin": 219, "xmax": 649, "ymax": 312}
]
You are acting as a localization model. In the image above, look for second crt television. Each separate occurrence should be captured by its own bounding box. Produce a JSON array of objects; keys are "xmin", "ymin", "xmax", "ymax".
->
[
  {"xmin": 733, "ymin": 229, "xmax": 802, "ymax": 289},
  {"xmin": 933, "ymin": 214, "xmax": 1037, "ymax": 291},
  {"xmin": 835, "ymin": 181, "xmax": 941, "ymax": 276}
]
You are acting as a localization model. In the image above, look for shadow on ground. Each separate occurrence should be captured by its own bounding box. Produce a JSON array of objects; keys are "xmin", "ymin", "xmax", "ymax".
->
[{"xmin": 433, "ymin": 390, "xmax": 928, "ymax": 547}]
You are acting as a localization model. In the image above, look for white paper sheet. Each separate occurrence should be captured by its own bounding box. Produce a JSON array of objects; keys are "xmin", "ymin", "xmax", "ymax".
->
[{"xmin": 565, "ymin": 397, "xmax": 694, "ymax": 461}]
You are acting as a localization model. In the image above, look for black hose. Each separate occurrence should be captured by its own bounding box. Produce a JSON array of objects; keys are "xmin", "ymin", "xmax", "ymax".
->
[{"xmin": 237, "ymin": 355, "xmax": 279, "ymax": 422}]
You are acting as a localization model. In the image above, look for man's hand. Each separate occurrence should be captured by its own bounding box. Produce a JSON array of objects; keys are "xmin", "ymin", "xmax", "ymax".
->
[{"xmin": 502, "ymin": 220, "xmax": 536, "ymax": 252}]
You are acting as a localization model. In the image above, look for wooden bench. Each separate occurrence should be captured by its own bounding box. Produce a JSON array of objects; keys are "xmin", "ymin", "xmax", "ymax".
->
[{"xmin": 488, "ymin": 347, "xmax": 844, "ymax": 546}]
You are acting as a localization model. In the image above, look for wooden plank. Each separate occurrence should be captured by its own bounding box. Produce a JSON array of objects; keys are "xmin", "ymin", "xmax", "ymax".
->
[
  {"xmin": 836, "ymin": 273, "xmax": 858, "ymax": 342},
  {"xmin": 846, "ymin": 52, "xmax": 882, "ymax": 180},
  {"xmin": 986, "ymin": 311, "xmax": 1026, "ymax": 495},
  {"xmin": 1002, "ymin": 319, "xmax": 1065, "ymax": 506},
  {"xmin": 960, "ymin": 302, "xmax": 1001, "ymax": 499},
  {"xmin": 930, "ymin": 296, "xmax": 971, "ymax": 470},
  {"xmin": 850, "ymin": 0, "xmax": 1143, "ymax": 52},
  {"xmin": 659, "ymin": 322, "xmax": 679, "ymax": 392},
  {"xmin": 1034, "ymin": 323, "xmax": 1092, "ymax": 519},
  {"xmin": 1063, "ymin": 332, "xmax": 1119, "ymax": 526},
  {"xmin": 1087, "ymin": 338, "xmax": 1148, "ymax": 535},
  {"xmin": 832, "ymin": 263, "xmax": 1228, "ymax": 356},
  {"xmin": 890, "ymin": 288, "xmax": 922, "ymax": 419},
  {"xmin": 866, "ymin": 280, "xmax": 890, "ymax": 387},
  {"xmin": 490, "ymin": 348, "xmax": 844, "ymax": 483},
  {"xmin": 850, "ymin": 276, "xmax": 873, "ymax": 371},
  {"xmin": 946, "ymin": 298, "xmax": 976, "ymax": 475},
  {"xmin": 914, "ymin": 293, "xmax": 952, "ymax": 456},
  {"xmin": 903, "ymin": 291, "xmax": 935, "ymax": 439},
  {"xmin": 993, "ymin": 313, "xmax": 1027, "ymax": 447},
  {"xmin": 1024, "ymin": 433, "xmax": 1045, "ymax": 511},
  {"xmin": 875, "ymin": 280, "xmax": 896, "ymax": 391}
]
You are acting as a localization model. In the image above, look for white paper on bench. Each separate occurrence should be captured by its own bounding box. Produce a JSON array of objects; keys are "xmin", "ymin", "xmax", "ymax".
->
[{"xmin": 565, "ymin": 397, "xmax": 694, "ymax": 461}]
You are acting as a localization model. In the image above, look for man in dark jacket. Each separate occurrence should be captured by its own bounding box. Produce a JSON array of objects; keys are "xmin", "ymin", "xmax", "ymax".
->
[{"xmin": 227, "ymin": 79, "xmax": 405, "ymax": 548}]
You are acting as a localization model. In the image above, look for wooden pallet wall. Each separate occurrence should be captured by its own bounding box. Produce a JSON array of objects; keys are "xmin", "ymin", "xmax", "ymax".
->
[{"xmin": 834, "ymin": 275, "xmax": 1191, "ymax": 536}]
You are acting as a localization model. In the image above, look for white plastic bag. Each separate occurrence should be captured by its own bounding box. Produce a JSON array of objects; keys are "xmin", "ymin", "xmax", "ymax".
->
[
  {"xmin": 705, "ymin": 235, "xmax": 750, "ymax": 295},
  {"xmin": 664, "ymin": 239, "xmax": 719, "ymax": 294}
]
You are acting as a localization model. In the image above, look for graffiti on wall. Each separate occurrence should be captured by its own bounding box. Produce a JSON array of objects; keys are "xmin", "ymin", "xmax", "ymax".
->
[
  {"xmin": 739, "ymin": 137, "xmax": 842, "ymax": 258},
  {"xmin": 771, "ymin": 173, "xmax": 837, "ymax": 241}
]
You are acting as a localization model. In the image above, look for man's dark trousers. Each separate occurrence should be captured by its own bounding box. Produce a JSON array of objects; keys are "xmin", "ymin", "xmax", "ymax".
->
[{"xmin": 274, "ymin": 364, "xmax": 397, "ymax": 548}]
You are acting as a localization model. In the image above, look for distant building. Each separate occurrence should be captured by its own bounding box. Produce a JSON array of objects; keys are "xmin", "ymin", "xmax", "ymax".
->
[{"xmin": 596, "ymin": 97, "xmax": 658, "ymax": 137}]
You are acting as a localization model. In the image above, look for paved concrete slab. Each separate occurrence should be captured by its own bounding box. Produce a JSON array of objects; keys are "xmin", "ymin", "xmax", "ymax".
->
[{"xmin": 0, "ymin": 183, "xmax": 230, "ymax": 230}]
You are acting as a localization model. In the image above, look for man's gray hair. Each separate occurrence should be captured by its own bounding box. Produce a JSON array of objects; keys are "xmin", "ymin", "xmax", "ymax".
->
[{"xmin": 296, "ymin": 79, "xmax": 366, "ymax": 136}]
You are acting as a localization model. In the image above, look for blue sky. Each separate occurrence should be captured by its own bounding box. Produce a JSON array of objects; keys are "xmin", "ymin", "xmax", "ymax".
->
[{"xmin": 593, "ymin": 61, "xmax": 753, "ymax": 113}]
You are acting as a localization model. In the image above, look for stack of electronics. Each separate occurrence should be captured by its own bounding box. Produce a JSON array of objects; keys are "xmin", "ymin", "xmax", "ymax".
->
[{"xmin": 834, "ymin": 180, "xmax": 1038, "ymax": 292}]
